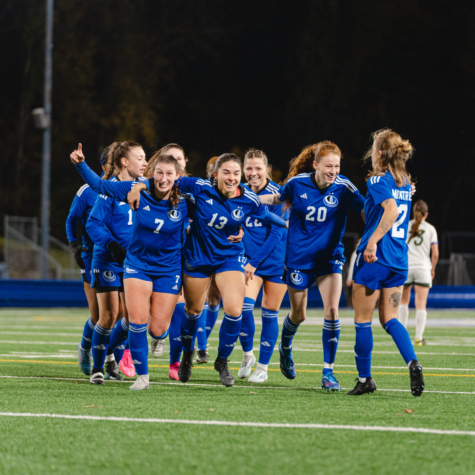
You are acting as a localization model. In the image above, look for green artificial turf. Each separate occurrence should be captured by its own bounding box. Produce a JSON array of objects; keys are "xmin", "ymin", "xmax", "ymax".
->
[{"xmin": 0, "ymin": 307, "xmax": 474, "ymax": 475}]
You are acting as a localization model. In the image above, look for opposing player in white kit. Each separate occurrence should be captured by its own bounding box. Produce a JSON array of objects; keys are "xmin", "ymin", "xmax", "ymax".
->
[{"xmin": 397, "ymin": 200, "xmax": 439, "ymax": 345}]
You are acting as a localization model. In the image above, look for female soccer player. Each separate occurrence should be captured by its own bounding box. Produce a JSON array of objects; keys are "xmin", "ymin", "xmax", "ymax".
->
[
  {"xmin": 238, "ymin": 149, "xmax": 288, "ymax": 383},
  {"xmin": 71, "ymin": 148, "xmax": 193, "ymax": 390},
  {"xmin": 127, "ymin": 153, "xmax": 287, "ymax": 387},
  {"xmin": 76, "ymin": 142, "xmax": 147, "ymax": 385},
  {"xmin": 398, "ymin": 200, "xmax": 439, "ymax": 345},
  {"xmin": 350, "ymin": 129, "xmax": 424, "ymax": 397},
  {"xmin": 259, "ymin": 142, "xmax": 364, "ymax": 392},
  {"xmin": 66, "ymin": 150, "xmax": 107, "ymax": 375}
]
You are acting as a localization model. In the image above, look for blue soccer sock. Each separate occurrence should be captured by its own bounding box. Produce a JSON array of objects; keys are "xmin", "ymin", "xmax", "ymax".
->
[
  {"xmin": 354, "ymin": 322, "xmax": 373, "ymax": 378},
  {"xmin": 128, "ymin": 322, "xmax": 149, "ymax": 376},
  {"xmin": 80, "ymin": 318, "xmax": 95, "ymax": 352},
  {"xmin": 206, "ymin": 303, "xmax": 220, "ymax": 338},
  {"xmin": 384, "ymin": 318, "xmax": 417, "ymax": 365},
  {"xmin": 196, "ymin": 304, "xmax": 208, "ymax": 351},
  {"xmin": 148, "ymin": 329, "xmax": 169, "ymax": 340},
  {"xmin": 239, "ymin": 297, "xmax": 256, "ymax": 352},
  {"xmin": 281, "ymin": 315, "xmax": 300, "ymax": 356},
  {"xmin": 218, "ymin": 313, "xmax": 242, "ymax": 359},
  {"xmin": 322, "ymin": 319, "xmax": 340, "ymax": 374},
  {"xmin": 113, "ymin": 341, "xmax": 127, "ymax": 364},
  {"xmin": 258, "ymin": 308, "xmax": 279, "ymax": 365},
  {"xmin": 91, "ymin": 324, "xmax": 112, "ymax": 371},
  {"xmin": 169, "ymin": 303, "xmax": 184, "ymax": 364},
  {"xmin": 181, "ymin": 310, "xmax": 201, "ymax": 353},
  {"xmin": 109, "ymin": 318, "xmax": 129, "ymax": 357}
]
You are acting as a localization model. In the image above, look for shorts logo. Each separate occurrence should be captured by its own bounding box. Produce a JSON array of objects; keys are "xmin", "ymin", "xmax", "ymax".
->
[
  {"xmin": 184, "ymin": 260, "xmax": 195, "ymax": 271},
  {"xmin": 125, "ymin": 267, "xmax": 138, "ymax": 274},
  {"xmin": 168, "ymin": 209, "xmax": 182, "ymax": 222},
  {"xmin": 232, "ymin": 207, "xmax": 244, "ymax": 221},
  {"xmin": 324, "ymin": 194, "xmax": 339, "ymax": 208},
  {"xmin": 290, "ymin": 271, "xmax": 303, "ymax": 285},
  {"xmin": 102, "ymin": 271, "xmax": 117, "ymax": 283}
]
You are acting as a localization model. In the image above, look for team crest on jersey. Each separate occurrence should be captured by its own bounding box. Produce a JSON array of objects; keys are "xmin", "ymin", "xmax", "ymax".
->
[
  {"xmin": 184, "ymin": 260, "xmax": 195, "ymax": 271},
  {"xmin": 102, "ymin": 271, "xmax": 117, "ymax": 283},
  {"xmin": 232, "ymin": 207, "xmax": 244, "ymax": 221},
  {"xmin": 324, "ymin": 194, "xmax": 339, "ymax": 208},
  {"xmin": 290, "ymin": 271, "xmax": 303, "ymax": 285},
  {"xmin": 168, "ymin": 209, "xmax": 182, "ymax": 222}
]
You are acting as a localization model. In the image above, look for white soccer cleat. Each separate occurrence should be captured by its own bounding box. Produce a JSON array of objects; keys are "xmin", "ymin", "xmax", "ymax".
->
[
  {"xmin": 129, "ymin": 374, "xmax": 150, "ymax": 390},
  {"xmin": 248, "ymin": 366, "xmax": 268, "ymax": 384},
  {"xmin": 238, "ymin": 353, "xmax": 256, "ymax": 379},
  {"xmin": 151, "ymin": 339, "xmax": 165, "ymax": 358}
]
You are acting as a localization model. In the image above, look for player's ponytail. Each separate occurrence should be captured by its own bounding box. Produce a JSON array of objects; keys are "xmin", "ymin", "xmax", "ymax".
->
[
  {"xmin": 409, "ymin": 200, "xmax": 429, "ymax": 242},
  {"xmin": 104, "ymin": 141, "xmax": 142, "ymax": 180},
  {"xmin": 206, "ymin": 156, "xmax": 219, "ymax": 179},
  {"xmin": 244, "ymin": 148, "xmax": 273, "ymax": 181},
  {"xmin": 366, "ymin": 129, "xmax": 414, "ymax": 187},
  {"xmin": 145, "ymin": 143, "xmax": 187, "ymax": 178}
]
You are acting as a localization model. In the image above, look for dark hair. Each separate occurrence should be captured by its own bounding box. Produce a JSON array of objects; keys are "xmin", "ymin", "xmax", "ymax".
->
[
  {"xmin": 210, "ymin": 153, "xmax": 242, "ymax": 185},
  {"xmin": 145, "ymin": 143, "xmax": 187, "ymax": 177},
  {"xmin": 409, "ymin": 200, "xmax": 429, "ymax": 242},
  {"xmin": 104, "ymin": 141, "xmax": 142, "ymax": 179}
]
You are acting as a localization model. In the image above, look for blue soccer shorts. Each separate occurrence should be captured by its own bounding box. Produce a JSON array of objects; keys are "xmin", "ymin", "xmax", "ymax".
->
[
  {"xmin": 91, "ymin": 269, "xmax": 124, "ymax": 293},
  {"xmin": 353, "ymin": 252, "xmax": 407, "ymax": 290},
  {"xmin": 283, "ymin": 258, "xmax": 345, "ymax": 290},
  {"xmin": 183, "ymin": 254, "xmax": 247, "ymax": 278},
  {"xmin": 123, "ymin": 266, "xmax": 182, "ymax": 295}
]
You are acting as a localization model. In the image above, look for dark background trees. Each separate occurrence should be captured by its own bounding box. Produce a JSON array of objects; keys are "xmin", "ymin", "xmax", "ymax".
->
[{"xmin": 1, "ymin": 0, "xmax": 474, "ymax": 245}]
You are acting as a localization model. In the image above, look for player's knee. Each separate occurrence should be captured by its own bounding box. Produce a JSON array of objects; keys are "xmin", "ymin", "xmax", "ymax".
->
[
  {"xmin": 291, "ymin": 310, "xmax": 306, "ymax": 324},
  {"xmin": 325, "ymin": 306, "xmax": 339, "ymax": 320}
]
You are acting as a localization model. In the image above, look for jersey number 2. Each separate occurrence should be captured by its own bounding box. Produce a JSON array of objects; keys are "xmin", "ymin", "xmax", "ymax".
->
[{"xmin": 391, "ymin": 204, "xmax": 408, "ymax": 239}]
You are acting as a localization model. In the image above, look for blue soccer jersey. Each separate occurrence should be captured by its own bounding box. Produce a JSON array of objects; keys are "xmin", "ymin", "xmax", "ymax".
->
[
  {"xmin": 280, "ymin": 173, "xmax": 364, "ymax": 269},
  {"xmin": 65, "ymin": 184, "xmax": 98, "ymax": 252},
  {"xmin": 357, "ymin": 172, "xmax": 412, "ymax": 272},
  {"xmin": 242, "ymin": 180, "xmax": 289, "ymax": 276},
  {"xmin": 172, "ymin": 177, "xmax": 287, "ymax": 269}
]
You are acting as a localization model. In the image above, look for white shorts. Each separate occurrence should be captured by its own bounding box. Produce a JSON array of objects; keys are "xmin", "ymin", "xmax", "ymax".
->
[{"xmin": 405, "ymin": 268, "xmax": 432, "ymax": 288}]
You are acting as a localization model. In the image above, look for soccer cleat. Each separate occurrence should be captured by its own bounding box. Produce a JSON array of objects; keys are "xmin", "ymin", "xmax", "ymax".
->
[
  {"xmin": 279, "ymin": 343, "xmax": 296, "ymax": 380},
  {"xmin": 348, "ymin": 377, "xmax": 377, "ymax": 396},
  {"xmin": 415, "ymin": 338, "xmax": 426, "ymax": 346},
  {"xmin": 214, "ymin": 357, "xmax": 234, "ymax": 387},
  {"xmin": 178, "ymin": 349, "xmax": 195, "ymax": 383},
  {"xmin": 169, "ymin": 362, "xmax": 180, "ymax": 381},
  {"xmin": 90, "ymin": 370, "xmax": 105, "ymax": 385},
  {"xmin": 105, "ymin": 357, "xmax": 123, "ymax": 380},
  {"xmin": 77, "ymin": 343, "xmax": 92, "ymax": 375},
  {"xmin": 196, "ymin": 349, "xmax": 209, "ymax": 364},
  {"xmin": 321, "ymin": 372, "xmax": 341, "ymax": 392},
  {"xmin": 119, "ymin": 349, "xmax": 136, "ymax": 378},
  {"xmin": 248, "ymin": 366, "xmax": 268, "ymax": 383},
  {"xmin": 408, "ymin": 360, "xmax": 425, "ymax": 397},
  {"xmin": 238, "ymin": 353, "xmax": 256, "ymax": 379},
  {"xmin": 151, "ymin": 338, "xmax": 165, "ymax": 358},
  {"xmin": 130, "ymin": 374, "xmax": 150, "ymax": 390}
]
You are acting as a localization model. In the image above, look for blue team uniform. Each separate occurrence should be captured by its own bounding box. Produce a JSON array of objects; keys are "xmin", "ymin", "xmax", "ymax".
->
[
  {"xmin": 65, "ymin": 184, "xmax": 99, "ymax": 284},
  {"xmin": 242, "ymin": 180, "xmax": 289, "ymax": 283},
  {"xmin": 170, "ymin": 177, "xmax": 287, "ymax": 278},
  {"xmin": 279, "ymin": 173, "xmax": 364, "ymax": 290},
  {"xmin": 354, "ymin": 172, "xmax": 412, "ymax": 290}
]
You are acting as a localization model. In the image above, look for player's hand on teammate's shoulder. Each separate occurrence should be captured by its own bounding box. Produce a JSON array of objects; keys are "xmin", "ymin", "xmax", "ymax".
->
[
  {"xmin": 70, "ymin": 143, "xmax": 85, "ymax": 164},
  {"xmin": 127, "ymin": 185, "xmax": 144, "ymax": 211}
]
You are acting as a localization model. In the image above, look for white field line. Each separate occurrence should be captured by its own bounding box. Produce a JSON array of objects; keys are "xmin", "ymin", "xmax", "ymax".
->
[
  {"xmin": 0, "ymin": 332, "xmax": 81, "ymax": 337},
  {"xmin": 0, "ymin": 326, "xmax": 85, "ymax": 330},
  {"xmin": 1, "ymin": 375, "xmax": 474, "ymax": 396},
  {"xmin": 1, "ymin": 411, "xmax": 475, "ymax": 436},
  {"xmin": 0, "ymin": 354, "xmax": 77, "ymax": 359},
  {"xmin": 0, "ymin": 340, "xmax": 77, "ymax": 345}
]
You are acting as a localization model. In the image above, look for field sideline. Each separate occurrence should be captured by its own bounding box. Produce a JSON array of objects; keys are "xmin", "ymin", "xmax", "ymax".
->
[{"xmin": 0, "ymin": 307, "xmax": 474, "ymax": 475}]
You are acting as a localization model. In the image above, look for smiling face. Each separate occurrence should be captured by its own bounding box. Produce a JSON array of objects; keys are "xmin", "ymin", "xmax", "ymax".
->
[
  {"xmin": 153, "ymin": 162, "xmax": 180, "ymax": 195},
  {"xmin": 122, "ymin": 146, "xmax": 147, "ymax": 178},
  {"xmin": 165, "ymin": 147, "xmax": 186, "ymax": 173},
  {"xmin": 244, "ymin": 158, "xmax": 268, "ymax": 190},
  {"xmin": 313, "ymin": 152, "xmax": 340, "ymax": 187},
  {"xmin": 214, "ymin": 160, "xmax": 242, "ymax": 196}
]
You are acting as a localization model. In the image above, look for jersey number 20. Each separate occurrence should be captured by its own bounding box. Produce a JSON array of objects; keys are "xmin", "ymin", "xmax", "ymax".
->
[{"xmin": 305, "ymin": 206, "xmax": 327, "ymax": 222}]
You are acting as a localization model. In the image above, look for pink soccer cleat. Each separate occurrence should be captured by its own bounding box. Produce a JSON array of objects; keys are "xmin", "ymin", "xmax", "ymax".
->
[
  {"xmin": 169, "ymin": 362, "xmax": 180, "ymax": 381},
  {"xmin": 119, "ymin": 349, "xmax": 136, "ymax": 378}
]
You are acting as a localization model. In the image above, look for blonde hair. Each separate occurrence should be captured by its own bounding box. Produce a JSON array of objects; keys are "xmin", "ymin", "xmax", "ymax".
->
[
  {"xmin": 206, "ymin": 156, "xmax": 219, "ymax": 178},
  {"xmin": 365, "ymin": 129, "xmax": 413, "ymax": 187},
  {"xmin": 243, "ymin": 148, "xmax": 272, "ymax": 181},
  {"xmin": 284, "ymin": 141, "xmax": 341, "ymax": 184},
  {"xmin": 104, "ymin": 141, "xmax": 142, "ymax": 180}
]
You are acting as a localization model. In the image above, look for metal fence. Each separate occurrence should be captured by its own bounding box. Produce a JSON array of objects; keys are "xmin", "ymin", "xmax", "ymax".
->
[{"xmin": 3, "ymin": 215, "xmax": 81, "ymax": 280}]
